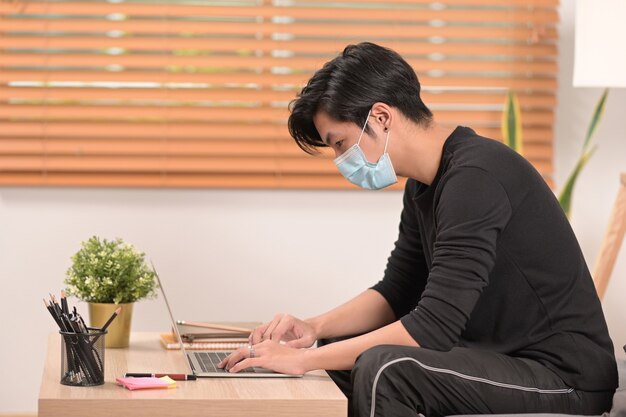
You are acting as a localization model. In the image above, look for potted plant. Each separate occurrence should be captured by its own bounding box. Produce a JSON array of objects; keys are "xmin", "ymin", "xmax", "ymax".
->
[
  {"xmin": 501, "ymin": 90, "xmax": 609, "ymax": 218},
  {"xmin": 64, "ymin": 236, "xmax": 157, "ymax": 348}
]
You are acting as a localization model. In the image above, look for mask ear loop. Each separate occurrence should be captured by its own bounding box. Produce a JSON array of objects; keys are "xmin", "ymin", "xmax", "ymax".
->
[
  {"xmin": 356, "ymin": 109, "xmax": 372, "ymax": 146},
  {"xmin": 383, "ymin": 129, "xmax": 391, "ymax": 154}
]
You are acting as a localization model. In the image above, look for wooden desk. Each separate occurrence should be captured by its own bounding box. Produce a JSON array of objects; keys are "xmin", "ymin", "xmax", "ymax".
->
[{"xmin": 39, "ymin": 332, "xmax": 347, "ymax": 417}]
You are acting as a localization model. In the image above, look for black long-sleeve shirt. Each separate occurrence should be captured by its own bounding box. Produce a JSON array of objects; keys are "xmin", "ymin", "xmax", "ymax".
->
[{"xmin": 372, "ymin": 126, "xmax": 618, "ymax": 391}]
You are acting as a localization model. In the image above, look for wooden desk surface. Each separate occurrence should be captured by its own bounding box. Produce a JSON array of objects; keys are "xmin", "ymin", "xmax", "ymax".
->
[{"xmin": 39, "ymin": 332, "xmax": 346, "ymax": 417}]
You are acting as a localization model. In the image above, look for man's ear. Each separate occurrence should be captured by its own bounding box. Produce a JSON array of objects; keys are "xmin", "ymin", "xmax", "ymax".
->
[{"xmin": 370, "ymin": 102, "xmax": 393, "ymax": 132}]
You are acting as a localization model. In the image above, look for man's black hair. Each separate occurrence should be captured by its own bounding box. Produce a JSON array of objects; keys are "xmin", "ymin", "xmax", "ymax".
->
[{"xmin": 287, "ymin": 42, "xmax": 433, "ymax": 154}]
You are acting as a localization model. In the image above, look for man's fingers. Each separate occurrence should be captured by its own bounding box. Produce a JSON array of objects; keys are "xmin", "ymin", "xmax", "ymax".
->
[
  {"xmin": 229, "ymin": 358, "xmax": 261, "ymax": 373},
  {"xmin": 262, "ymin": 314, "xmax": 284, "ymax": 340},
  {"xmin": 270, "ymin": 315, "xmax": 294, "ymax": 341},
  {"xmin": 250, "ymin": 322, "xmax": 270, "ymax": 345},
  {"xmin": 221, "ymin": 354, "xmax": 240, "ymax": 370},
  {"xmin": 218, "ymin": 347, "xmax": 248, "ymax": 370}
]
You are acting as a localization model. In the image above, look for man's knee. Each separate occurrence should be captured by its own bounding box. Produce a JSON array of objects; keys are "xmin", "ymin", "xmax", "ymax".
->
[
  {"xmin": 352, "ymin": 345, "xmax": 429, "ymax": 417},
  {"xmin": 352, "ymin": 345, "xmax": 425, "ymax": 391},
  {"xmin": 352, "ymin": 345, "xmax": 389, "ymax": 387},
  {"xmin": 351, "ymin": 345, "xmax": 394, "ymax": 416}
]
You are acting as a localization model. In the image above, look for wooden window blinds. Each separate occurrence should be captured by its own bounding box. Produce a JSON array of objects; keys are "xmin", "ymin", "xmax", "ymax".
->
[{"xmin": 0, "ymin": 0, "xmax": 559, "ymax": 189}]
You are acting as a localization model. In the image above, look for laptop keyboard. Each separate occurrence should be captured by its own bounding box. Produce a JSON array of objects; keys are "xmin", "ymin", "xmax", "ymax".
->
[{"xmin": 193, "ymin": 351, "xmax": 256, "ymax": 373}]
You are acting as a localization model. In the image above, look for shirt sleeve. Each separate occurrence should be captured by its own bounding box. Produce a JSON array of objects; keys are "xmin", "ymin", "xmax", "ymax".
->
[
  {"xmin": 401, "ymin": 167, "xmax": 512, "ymax": 351},
  {"xmin": 371, "ymin": 180, "xmax": 430, "ymax": 320}
]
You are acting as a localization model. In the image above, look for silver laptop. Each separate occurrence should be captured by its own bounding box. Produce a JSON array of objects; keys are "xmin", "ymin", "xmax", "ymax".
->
[{"xmin": 154, "ymin": 264, "xmax": 301, "ymax": 378}]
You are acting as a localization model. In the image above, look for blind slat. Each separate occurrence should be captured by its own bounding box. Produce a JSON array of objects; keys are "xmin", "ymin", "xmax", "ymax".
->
[
  {"xmin": 1, "ymin": 3, "xmax": 560, "ymax": 24},
  {"xmin": 1, "ymin": 0, "xmax": 560, "ymax": 10},
  {"xmin": 0, "ymin": 88, "xmax": 557, "ymax": 107},
  {"xmin": 1, "ymin": 54, "xmax": 558, "ymax": 74},
  {"xmin": 0, "ymin": 172, "xmax": 390, "ymax": 189},
  {"xmin": 0, "ymin": 155, "xmax": 552, "ymax": 176},
  {"xmin": 0, "ymin": 20, "xmax": 559, "ymax": 40},
  {"xmin": 0, "ymin": 126, "xmax": 554, "ymax": 143},
  {"xmin": 0, "ymin": 106, "xmax": 554, "ymax": 124},
  {"xmin": 0, "ymin": 37, "xmax": 558, "ymax": 58},
  {"xmin": 0, "ymin": 155, "xmax": 342, "ymax": 174},
  {"xmin": 0, "ymin": 137, "xmax": 553, "ymax": 161},
  {"xmin": 0, "ymin": 71, "xmax": 559, "ymax": 91}
]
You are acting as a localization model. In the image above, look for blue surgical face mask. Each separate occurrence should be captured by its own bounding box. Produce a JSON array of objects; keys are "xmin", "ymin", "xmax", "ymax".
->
[{"xmin": 333, "ymin": 109, "xmax": 398, "ymax": 190}]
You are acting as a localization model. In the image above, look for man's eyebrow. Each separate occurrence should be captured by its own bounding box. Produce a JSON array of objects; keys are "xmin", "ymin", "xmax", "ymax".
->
[{"xmin": 324, "ymin": 132, "xmax": 334, "ymax": 146}]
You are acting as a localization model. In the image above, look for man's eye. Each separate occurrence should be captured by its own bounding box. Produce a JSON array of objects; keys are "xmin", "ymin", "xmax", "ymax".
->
[{"xmin": 335, "ymin": 140, "xmax": 344, "ymax": 149}]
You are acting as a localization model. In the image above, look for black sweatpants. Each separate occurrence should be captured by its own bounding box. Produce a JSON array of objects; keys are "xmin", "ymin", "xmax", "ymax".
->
[{"xmin": 318, "ymin": 340, "xmax": 614, "ymax": 417}]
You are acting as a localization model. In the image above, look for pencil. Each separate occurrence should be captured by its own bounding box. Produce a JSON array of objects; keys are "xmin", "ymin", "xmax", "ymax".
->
[
  {"xmin": 49, "ymin": 294, "xmax": 63, "ymax": 317},
  {"xmin": 44, "ymin": 299, "xmax": 62, "ymax": 329},
  {"xmin": 60, "ymin": 290, "xmax": 69, "ymax": 315},
  {"xmin": 101, "ymin": 307, "xmax": 122, "ymax": 332}
]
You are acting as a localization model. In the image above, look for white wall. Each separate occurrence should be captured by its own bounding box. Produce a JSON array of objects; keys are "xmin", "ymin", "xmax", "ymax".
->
[
  {"xmin": 555, "ymin": 0, "xmax": 626, "ymax": 370},
  {"xmin": 0, "ymin": 188, "xmax": 404, "ymax": 411},
  {"xmin": 1, "ymin": 2, "xmax": 625, "ymax": 412}
]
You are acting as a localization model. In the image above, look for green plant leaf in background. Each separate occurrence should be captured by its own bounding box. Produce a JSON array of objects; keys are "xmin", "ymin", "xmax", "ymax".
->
[
  {"xmin": 557, "ymin": 146, "xmax": 597, "ymax": 218},
  {"xmin": 583, "ymin": 89, "xmax": 609, "ymax": 152},
  {"xmin": 501, "ymin": 90, "xmax": 523, "ymax": 155},
  {"xmin": 558, "ymin": 88, "xmax": 609, "ymax": 218}
]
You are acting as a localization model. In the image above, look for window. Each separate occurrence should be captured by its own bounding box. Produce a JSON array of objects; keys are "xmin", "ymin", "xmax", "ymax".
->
[{"xmin": 0, "ymin": 0, "xmax": 559, "ymax": 189}]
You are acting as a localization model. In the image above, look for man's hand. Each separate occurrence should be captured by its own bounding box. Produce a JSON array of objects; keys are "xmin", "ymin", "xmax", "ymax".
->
[
  {"xmin": 217, "ymin": 339, "xmax": 308, "ymax": 376},
  {"xmin": 249, "ymin": 313, "xmax": 317, "ymax": 348}
]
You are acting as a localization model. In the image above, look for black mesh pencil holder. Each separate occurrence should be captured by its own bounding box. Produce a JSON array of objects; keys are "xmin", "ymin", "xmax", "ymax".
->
[{"xmin": 60, "ymin": 328, "xmax": 106, "ymax": 386}]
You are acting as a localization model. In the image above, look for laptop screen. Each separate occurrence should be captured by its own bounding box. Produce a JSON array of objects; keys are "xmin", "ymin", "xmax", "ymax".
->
[{"xmin": 151, "ymin": 261, "xmax": 193, "ymax": 374}]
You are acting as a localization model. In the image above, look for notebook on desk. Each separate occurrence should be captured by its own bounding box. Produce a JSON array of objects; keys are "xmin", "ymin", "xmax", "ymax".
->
[
  {"xmin": 160, "ymin": 332, "xmax": 249, "ymax": 350},
  {"xmin": 176, "ymin": 321, "xmax": 254, "ymax": 342},
  {"xmin": 154, "ymin": 265, "xmax": 301, "ymax": 378}
]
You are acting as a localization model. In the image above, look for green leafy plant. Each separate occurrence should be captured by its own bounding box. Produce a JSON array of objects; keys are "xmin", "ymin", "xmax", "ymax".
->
[
  {"xmin": 501, "ymin": 89, "xmax": 609, "ymax": 218},
  {"xmin": 65, "ymin": 236, "xmax": 157, "ymax": 304},
  {"xmin": 501, "ymin": 91, "xmax": 523, "ymax": 154},
  {"xmin": 557, "ymin": 89, "xmax": 609, "ymax": 218}
]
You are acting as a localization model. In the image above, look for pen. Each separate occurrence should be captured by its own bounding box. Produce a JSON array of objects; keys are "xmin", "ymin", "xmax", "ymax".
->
[{"xmin": 124, "ymin": 373, "xmax": 197, "ymax": 381}]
